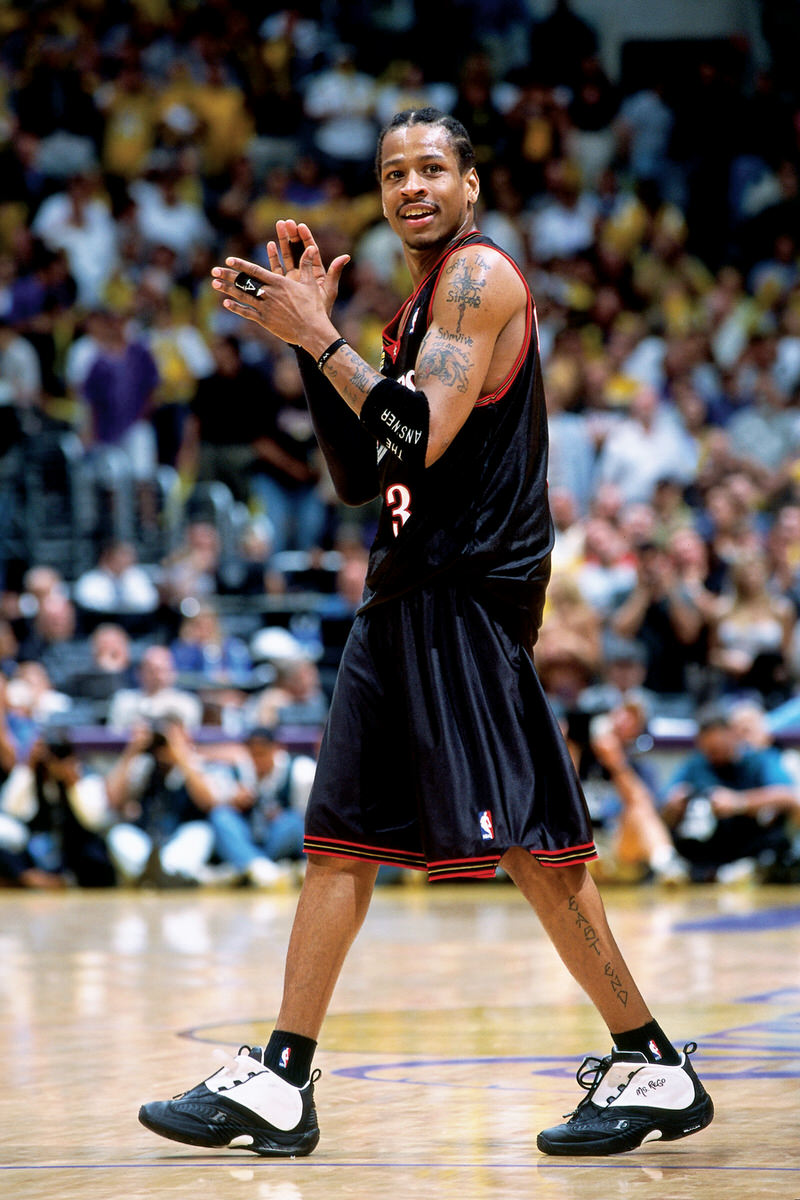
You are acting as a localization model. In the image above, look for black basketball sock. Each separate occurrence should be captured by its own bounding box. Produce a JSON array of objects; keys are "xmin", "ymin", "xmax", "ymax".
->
[
  {"xmin": 611, "ymin": 1019, "xmax": 681, "ymax": 1065},
  {"xmin": 264, "ymin": 1030, "xmax": 317, "ymax": 1086}
]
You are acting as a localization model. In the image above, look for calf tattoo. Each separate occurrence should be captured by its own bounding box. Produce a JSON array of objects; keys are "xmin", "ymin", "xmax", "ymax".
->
[
  {"xmin": 568, "ymin": 895, "xmax": 629, "ymax": 1007},
  {"xmin": 604, "ymin": 962, "xmax": 629, "ymax": 1007},
  {"xmin": 568, "ymin": 895, "xmax": 601, "ymax": 956}
]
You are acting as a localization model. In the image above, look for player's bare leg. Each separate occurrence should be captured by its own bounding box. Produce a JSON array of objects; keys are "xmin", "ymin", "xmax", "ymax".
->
[
  {"xmin": 276, "ymin": 855, "xmax": 380, "ymax": 1037},
  {"xmin": 499, "ymin": 849, "xmax": 650, "ymax": 1029},
  {"xmin": 500, "ymin": 847, "xmax": 713, "ymax": 1155}
]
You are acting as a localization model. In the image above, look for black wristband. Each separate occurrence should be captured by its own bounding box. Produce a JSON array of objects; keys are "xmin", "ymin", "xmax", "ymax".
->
[{"xmin": 317, "ymin": 337, "xmax": 347, "ymax": 372}]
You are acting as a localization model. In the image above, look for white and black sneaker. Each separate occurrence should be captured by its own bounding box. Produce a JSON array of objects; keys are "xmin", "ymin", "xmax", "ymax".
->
[
  {"xmin": 537, "ymin": 1042, "xmax": 713, "ymax": 1156},
  {"xmin": 138, "ymin": 1045, "xmax": 320, "ymax": 1157}
]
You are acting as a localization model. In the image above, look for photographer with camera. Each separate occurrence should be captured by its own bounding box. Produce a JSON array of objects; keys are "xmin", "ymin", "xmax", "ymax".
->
[
  {"xmin": 661, "ymin": 704, "xmax": 800, "ymax": 882},
  {"xmin": 565, "ymin": 691, "xmax": 689, "ymax": 885},
  {"xmin": 104, "ymin": 715, "xmax": 218, "ymax": 886},
  {"xmin": 0, "ymin": 732, "xmax": 114, "ymax": 887}
]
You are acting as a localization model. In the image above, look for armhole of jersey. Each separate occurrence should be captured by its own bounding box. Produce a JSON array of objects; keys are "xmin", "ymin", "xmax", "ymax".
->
[
  {"xmin": 474, "ymin": 250, "xmax": 535, "ymax": 408},
  {"xmin": 427, "ymin": 236, "xmax": 536, "ymax": 410}
]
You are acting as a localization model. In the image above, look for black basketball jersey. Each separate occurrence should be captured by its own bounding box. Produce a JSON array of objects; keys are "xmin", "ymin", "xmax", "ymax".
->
[{"xmin": 361, "ymin": 230, "xmax": 554, "ymax": 638}]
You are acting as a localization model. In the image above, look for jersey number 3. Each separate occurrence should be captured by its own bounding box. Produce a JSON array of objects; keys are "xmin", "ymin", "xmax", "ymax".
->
[{"xmin": 386, "ymin": 483, "xmax": 412, "ymax": 537}]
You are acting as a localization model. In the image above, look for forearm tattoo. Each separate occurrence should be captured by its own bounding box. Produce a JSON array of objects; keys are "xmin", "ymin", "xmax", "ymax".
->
[
  {"xmin": 568, "ymin": 896, "xmax": 629, "ymax": 1008},
  {"xmin": 444, "ymin": 254, "xmax": 489, "ymax": 333},
  {"xmin": 327, "ymin": 344, "xmax": 382, "ymax": 409}
]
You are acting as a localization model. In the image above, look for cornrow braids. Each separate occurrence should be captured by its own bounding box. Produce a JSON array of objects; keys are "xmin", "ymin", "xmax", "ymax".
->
[{"xmin": 375, "ymin": 108, "xmax": 476, "ymax": 179}]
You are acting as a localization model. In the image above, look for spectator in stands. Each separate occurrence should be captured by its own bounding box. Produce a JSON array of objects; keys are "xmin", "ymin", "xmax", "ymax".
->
[
  {"xmin": 709, "ymin": 552, "xmax": 795, "ymax": 706},
  {"xmin": 0, "ymin": 315, "xmax": 41, "ymax": 408},
  {"xmin": 4, "ymin": 661, "xmax": 72, "ymax": 747},
  {"xmin": 107, "ymin": 644, "xmax": 202, "ymax": 732},
  {"xmin": 62, "ymin": 623, "xmax": 136, "ymax": 723},
  {"xmin": 610, "ymin": 539, "xmax": 707, "ymax": 713},
  {"xmin": 158, "ymin": 519, "xmax": 223, "ymax": 609},
  {"xmin": 17, "ymin": 593, "xmax": 93, "ymax": 694},
  {"xmin": 697, "ymin": 480, "xmax": 763, "ymax": 589},
  {"xmin": 575, "ymin": 516, "xmax": 637, "ymax": 619},
  {"xmin": 613, "ymin": 79, "xmax": 675, "ymax": 190},
  {"xmin": 130, "ymin": 162, "xmax": 214, "ymax": 266},
  {"xmin": 6, "ymin": 566, "xmax": 65, "ymax": 650},
  {"xmin": 572, "ymin": 694, "xmax": 689, "ymax": 884},
  {"xmin": 141, "ymin": 287, "xmax": 215, "ymax": 467},
  {"xmin": 661, "ymin": 704, "xmax": 799, "ymax": 882},
  {"xmin": 207, "ymin": 725, "xmax": 313, "ymax": 887},
  {"xmin": 96, "ymin": 54, "xmax": 160, "ymax": 181},
  {"xmin": 104, "ymin": 716, "xmax": 218, "ymax": 886},
  {"xmin": 30, "ymin": 170, "xmax": 119, "ymax": 308},
  {"xmin": 170, "ymin": 604, "xmax": 252, "ymax": 683},
  {"xmin": 73, "ymin": 539, "xmax": 159, "ymax": 619},
  {"xmin": 245, "ymin": 657, "xmax": 329, "ymax": 729},
  {"xmin": 250, "ymin": 348, "xmax": 327, "ymax": 555},
  {"xmin": 595, "ymin": 383, "xmax": 697, "ymax": 506},
  {"xmin": 81, "ymin": 310, "xmax": 159, "ymax": 481},
  {"xmin": 525, "ymin": 157, "xmax": 598, "ymax": 264},
  {"xmin": 177, "ymin": 335, "xmax": 263, "ymax": 505},
  {"xmin": 301, "ymin": 44, "xmax": 378, "ymax": 192},
  {"xmin": 0, "ymin": 732, "xmax": 114, "ymax": 888}
]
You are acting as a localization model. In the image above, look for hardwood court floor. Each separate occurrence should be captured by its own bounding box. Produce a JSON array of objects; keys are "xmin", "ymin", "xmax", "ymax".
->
[{"xmin": 1, "ymin": 879, "xmax": 798, "ymax": 1199}]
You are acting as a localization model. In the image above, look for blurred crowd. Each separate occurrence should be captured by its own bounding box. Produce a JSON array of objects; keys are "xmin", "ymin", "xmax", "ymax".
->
[{"xmin": 2, "ymin": 0, "xmax": 800, "ymax": 888}]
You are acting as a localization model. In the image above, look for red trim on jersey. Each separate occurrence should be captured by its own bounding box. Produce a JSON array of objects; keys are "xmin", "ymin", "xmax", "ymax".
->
[
  {"xmin": 469, "ymin": 240, "xmax": 535, "ymax": 408},
  {"xmin": 380, "ymin": 230, "xmax": 483, "ymax": 362}
]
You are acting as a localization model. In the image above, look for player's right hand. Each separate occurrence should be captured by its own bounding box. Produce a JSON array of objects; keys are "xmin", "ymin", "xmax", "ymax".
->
[{"xmin": 268, "ymin": 219, "xmax": 350, "ymax": 317}]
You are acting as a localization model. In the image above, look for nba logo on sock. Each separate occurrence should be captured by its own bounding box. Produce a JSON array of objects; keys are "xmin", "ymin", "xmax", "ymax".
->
[
  {"xmin": 280, "ymin": 1046, "xmax": 292, "ymax": 1070},
  {"xmin": 648, "ymin": 1039, "xmax": 662, "ymax": 1061},
  {"xmin": 479, "ymin": 810, "xmax": 494, "ymax": 841}
]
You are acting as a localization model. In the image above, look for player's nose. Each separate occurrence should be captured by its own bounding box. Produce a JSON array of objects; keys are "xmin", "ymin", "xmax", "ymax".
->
[{"xmin": 400, "ymin": 170, "xmax": 427, "ymax": 194}]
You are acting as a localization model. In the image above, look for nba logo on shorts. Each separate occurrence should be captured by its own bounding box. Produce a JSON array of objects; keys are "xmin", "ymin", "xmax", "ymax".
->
[
  {"xmin": 280, "ymin": 1046, "xmax": 292, "ymax": 1070},
  {"xmin": 479, "ymin": 810, "xmax": 494, "ymax": 841}
]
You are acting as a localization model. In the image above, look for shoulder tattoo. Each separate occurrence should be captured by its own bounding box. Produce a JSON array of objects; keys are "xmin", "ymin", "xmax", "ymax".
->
[{"xmin": 444, "ymin": 253, "xmax": 490, "ymax": 333}]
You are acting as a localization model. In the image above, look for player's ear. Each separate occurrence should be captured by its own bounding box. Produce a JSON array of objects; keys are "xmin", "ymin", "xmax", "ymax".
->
[{"xmin": 466, "ymin": 167, "xmax": 480, "ymax": 205}]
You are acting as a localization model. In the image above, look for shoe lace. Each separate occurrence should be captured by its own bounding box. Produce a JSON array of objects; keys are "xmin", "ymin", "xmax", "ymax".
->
[
  {"xmin": 188, "ymin": 1045, "xmax": 265, "ymax": 1096},
  {"xmin": 563, "ymin": 1053, "xmax": 635, "ymax": 1119}
]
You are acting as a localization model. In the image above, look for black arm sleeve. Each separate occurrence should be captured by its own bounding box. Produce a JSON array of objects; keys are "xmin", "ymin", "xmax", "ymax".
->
[{"xmin": 293, "ymin": 347, "xmax": 381, "ymax": 506}]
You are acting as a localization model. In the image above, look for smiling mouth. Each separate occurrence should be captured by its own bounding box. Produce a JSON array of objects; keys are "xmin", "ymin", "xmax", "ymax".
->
[{"xmin": 399, "ymin": 206, "xmax": 437, "ymax": 222}]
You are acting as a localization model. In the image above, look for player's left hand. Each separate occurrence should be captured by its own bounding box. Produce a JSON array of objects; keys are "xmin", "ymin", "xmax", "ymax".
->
[{"xmin": 210, "ymin": 220, "xmax": 349, "ymax": 347}]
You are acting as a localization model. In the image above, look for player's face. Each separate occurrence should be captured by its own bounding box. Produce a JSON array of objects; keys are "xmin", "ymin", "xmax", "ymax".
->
[{"xmin": 379, "ymin": 124, "xmax": 479, "ymax": 252}]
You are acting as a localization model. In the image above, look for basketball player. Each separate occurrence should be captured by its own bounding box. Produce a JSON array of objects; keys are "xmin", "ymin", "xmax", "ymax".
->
[{"xmin": 139, "ymin": 109, "xmax": 713, "ymax": 1158}]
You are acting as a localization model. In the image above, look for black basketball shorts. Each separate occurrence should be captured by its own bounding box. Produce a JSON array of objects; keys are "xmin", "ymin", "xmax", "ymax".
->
[{"xmin": 304, "ymin": 583, "xmax": 597, "ymax": 881}]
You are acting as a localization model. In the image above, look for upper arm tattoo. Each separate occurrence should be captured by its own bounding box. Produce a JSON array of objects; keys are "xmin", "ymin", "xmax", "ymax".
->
[
  {"xmin": 416, "ymin": 330, "xmax": 473, "ymax": 393},
  {"xmin": 444, "ymin": 253, "xmax": 490, "ymax": 333}
]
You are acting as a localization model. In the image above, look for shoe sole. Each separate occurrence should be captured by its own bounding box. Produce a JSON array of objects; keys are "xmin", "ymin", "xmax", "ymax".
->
[
  {"xmin": 138, "ymin": 1104, "xmax": 320, "ymax": 1157},
  {"xmin": 536, "ymin": 1092, "xmax": 714, "ymax": 1157}
]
